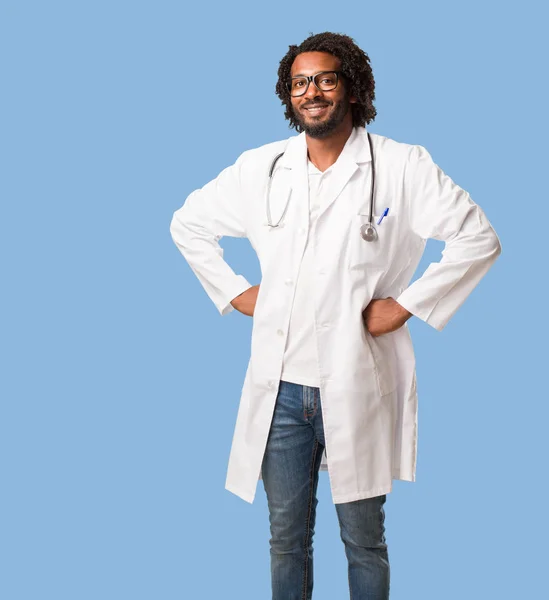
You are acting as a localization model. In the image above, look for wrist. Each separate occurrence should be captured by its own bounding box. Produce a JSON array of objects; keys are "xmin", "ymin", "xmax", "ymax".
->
[{"xmin": 391, "ymin": 298, "xmax": 412, "ymax": 322}]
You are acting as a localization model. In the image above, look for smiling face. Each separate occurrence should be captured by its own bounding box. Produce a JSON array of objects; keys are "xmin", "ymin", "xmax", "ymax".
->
[{"xmin": 289, "ymin": 51, "xmax": 356, "ymax": 139}]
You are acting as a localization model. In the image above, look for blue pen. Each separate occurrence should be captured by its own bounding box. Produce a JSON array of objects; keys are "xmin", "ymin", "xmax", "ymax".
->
[{"xmin": 377, "ymin": 207, "xmax": 389, "ymax": 225}]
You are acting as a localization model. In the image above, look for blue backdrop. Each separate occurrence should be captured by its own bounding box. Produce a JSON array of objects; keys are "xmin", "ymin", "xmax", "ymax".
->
[{"xmin": 2, "ymin": 1, "xmax": 547, "ymax": 598}]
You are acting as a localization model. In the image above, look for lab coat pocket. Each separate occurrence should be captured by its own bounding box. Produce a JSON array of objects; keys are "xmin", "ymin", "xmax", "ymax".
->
[
  {"xmin": 363, "ymin": 328, "xmax": 398, "ymax": 396},
  {"xmin": 349, "ymin": 214, "xmax": 398, "ymax": 271}
]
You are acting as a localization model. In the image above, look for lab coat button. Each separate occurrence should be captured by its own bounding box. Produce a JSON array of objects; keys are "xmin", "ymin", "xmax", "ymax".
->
[
  {"xmin": 284, "ymin": 278, "xmax": 293, "ymax": 285},
  {"xmin": 277, "ymin": 329, "xmax": 284, "ymax": 337},
  {"xmin": 298, "ymin": 228, "xmax": 305, "ymax": 235}
]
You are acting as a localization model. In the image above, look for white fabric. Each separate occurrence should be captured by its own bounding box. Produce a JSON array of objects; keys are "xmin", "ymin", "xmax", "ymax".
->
[
  {"xmin": 170, "ymin": 126, "xmax": 502, "ymax": 505},
  {"xmin": 280, "ymin": 160, "xmax": 333, "ymax": 388}
]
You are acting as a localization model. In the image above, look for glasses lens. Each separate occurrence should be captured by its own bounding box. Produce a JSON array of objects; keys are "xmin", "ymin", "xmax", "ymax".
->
[
  {"xmin": 289, "ymin": 77, "xmax": 308, "ymax": 96},
  {"xmin": 314, "ymin": 72, "xmax": 338, "ymax": 91}
]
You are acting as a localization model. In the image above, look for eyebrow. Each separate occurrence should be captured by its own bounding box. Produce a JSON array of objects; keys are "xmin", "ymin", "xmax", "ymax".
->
[{"xmin": 291, "ymin": 70, "xmax": 334, "ymax": 77}]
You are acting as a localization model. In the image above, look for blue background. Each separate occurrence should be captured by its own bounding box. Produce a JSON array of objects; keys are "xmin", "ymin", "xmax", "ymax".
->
[{"xmin": 2, "ymin": 1, "xmax": 547, "ymax": 598}]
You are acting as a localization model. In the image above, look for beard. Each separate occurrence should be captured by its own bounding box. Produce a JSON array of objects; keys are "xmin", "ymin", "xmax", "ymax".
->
[{"xmin": 292, "ymin": 91, "xmax": 351, "ymax": 139}]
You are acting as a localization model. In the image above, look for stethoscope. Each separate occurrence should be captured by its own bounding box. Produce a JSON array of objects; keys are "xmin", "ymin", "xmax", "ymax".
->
[{"xmin": 265, "ymin": 131, "xmax": 379, "ymax": 242}]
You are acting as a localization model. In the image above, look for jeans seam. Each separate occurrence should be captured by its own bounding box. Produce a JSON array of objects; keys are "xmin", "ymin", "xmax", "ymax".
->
[
  {"xmin": 302, "ymin": 438, "xmax": 319, "ymax": 600},
  {"xmin": 349, "ymin": 567, "xmax": 353, "ymax": 600}
]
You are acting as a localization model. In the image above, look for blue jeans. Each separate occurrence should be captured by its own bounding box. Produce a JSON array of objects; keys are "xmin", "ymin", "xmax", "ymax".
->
[{"xmin": 261, "ymin": 380, "xmax": 390, "ymax": 600}]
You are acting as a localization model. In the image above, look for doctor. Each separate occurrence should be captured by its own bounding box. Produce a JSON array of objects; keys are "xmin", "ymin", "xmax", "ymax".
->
[{"xmin": 170, "ymin": 32, "xmax": 501, "ymax": 600}]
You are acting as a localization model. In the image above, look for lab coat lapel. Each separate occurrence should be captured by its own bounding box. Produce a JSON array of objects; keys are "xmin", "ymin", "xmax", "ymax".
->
[
  {"xmin": 317, "ymin": 126, "xmax": 372, "ymax": 218},
  {"xmin": 278, "ymin": 133, "xmax": 309, "ymax": 232}
]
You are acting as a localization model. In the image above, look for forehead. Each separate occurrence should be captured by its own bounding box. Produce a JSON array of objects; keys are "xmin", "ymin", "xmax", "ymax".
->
[{"xmin": 290, "ymin": 51, "xmax": 341, "ymax": 76}]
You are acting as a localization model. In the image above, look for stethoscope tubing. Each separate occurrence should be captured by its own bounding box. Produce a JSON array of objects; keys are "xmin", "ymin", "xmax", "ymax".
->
[{"xmin": 265, "ymin": 132, "xmax": 377, "ymax": 240}]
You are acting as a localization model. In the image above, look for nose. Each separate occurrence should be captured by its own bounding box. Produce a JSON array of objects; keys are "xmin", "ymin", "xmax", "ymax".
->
[{"xmin": 303, "ymin": 79, "xmax": 325, "ymax": 102}]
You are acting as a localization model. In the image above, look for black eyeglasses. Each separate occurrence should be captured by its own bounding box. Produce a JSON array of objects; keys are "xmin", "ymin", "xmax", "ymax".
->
[{"xmin": 286, "ymin": 71, "xmax": 343, "ymax": 97}]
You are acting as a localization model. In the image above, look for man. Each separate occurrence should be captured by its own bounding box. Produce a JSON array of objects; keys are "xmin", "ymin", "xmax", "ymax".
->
[{"xmin": 170, "ymin": 32, "xmax": 501, "ymax": 600}]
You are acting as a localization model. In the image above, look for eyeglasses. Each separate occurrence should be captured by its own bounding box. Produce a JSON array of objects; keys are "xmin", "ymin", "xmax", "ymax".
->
[{"xmin": 286, "ymin": 71, "xmax": 342, "ymax": 97}]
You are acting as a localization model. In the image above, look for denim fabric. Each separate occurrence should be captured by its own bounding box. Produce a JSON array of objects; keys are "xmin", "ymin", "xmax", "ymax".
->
[{"xmin": 261, "ymin": 380, "xmax": 390, "ymax": 599}]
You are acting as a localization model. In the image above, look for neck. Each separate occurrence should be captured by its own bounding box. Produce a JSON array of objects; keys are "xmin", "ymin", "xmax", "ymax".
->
[{"xmin": 305, "ymin": 119, "xmax": 354, "ymax": 172}]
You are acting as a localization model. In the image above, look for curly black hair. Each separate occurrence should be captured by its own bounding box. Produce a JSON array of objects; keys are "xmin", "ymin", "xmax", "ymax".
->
[{"xmin": 275, "ymin": 32, "xmax": 377, "ymax": 132}]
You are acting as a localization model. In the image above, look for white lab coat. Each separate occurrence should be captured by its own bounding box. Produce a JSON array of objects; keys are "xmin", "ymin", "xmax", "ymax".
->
[{"xmin": 170, "ymin": 126, "xmax": 501, "ymax": 504}]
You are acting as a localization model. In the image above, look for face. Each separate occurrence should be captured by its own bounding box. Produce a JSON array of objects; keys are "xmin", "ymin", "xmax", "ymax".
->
[{"xmin": 289, "ymin": 51, "xmax": 356, "ymax": 139}]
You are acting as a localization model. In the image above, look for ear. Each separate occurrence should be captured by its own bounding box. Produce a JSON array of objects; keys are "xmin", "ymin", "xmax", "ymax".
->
[{"xmin": 349, "ymin": 95, "xmax": 358, "ymax": 104}]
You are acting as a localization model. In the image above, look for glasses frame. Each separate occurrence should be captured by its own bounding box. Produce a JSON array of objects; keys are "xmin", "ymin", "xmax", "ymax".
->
[{"xmin": 286, "ymin": 70, "xmax": 343, "ymax": 97}]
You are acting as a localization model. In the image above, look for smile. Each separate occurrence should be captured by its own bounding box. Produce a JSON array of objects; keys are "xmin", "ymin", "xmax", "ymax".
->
[{"xmin": 304, "ymin": 105, "xmax": 329, "ymax": 116}]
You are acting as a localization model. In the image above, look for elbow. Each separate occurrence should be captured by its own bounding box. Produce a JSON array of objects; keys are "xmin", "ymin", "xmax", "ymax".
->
[
  {"xmin": 489, "ymin": 227, "xmax": 502, "ymax": 260},
  {"xmin": 170, "ymin": 207, "xmax": 190, "ymax": 249},
  {"xmin": 170, "ymin": 190, "xmax": 200, "ymax": 244},
  {"xmin": 169, "ymin": 211, "xmax": 180, "ymax": 240},
  {"xmin": 169, "ymin": 212, "xmax": 179, "ymax": 244}
]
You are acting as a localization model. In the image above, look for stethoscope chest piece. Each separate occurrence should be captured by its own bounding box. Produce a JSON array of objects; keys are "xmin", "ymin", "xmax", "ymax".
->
[{"xmin": 360, "ymin": 222, "xmax": 378, "ymax": 242}]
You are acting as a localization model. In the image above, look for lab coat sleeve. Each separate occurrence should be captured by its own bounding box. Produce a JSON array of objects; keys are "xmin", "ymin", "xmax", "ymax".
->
[
  {"xmin": 395, "ymin": 144, "xmax": 502, "ymax": 331},
  {"xmin": 170, "ymin": 151, "xmax": 253, "ymax": 316}
]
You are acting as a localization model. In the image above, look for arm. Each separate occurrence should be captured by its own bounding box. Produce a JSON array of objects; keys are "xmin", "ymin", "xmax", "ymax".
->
[
  {"xmin": 395, "ymin": 144, "xmax": 502, "ymax": 331},
  {"xmin": 169, "ymin": 151, "xmax": 254, "ymax": 316}
]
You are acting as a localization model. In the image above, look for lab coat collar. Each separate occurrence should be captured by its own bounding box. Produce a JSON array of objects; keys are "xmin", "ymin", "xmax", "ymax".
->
[
  {"xmin": 278, "ymin": 125, "xmax": 372, "ymax": 170},
  {"xmin": 336, "ymin": 125, "xmax": 373, "ymax": 165}
]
